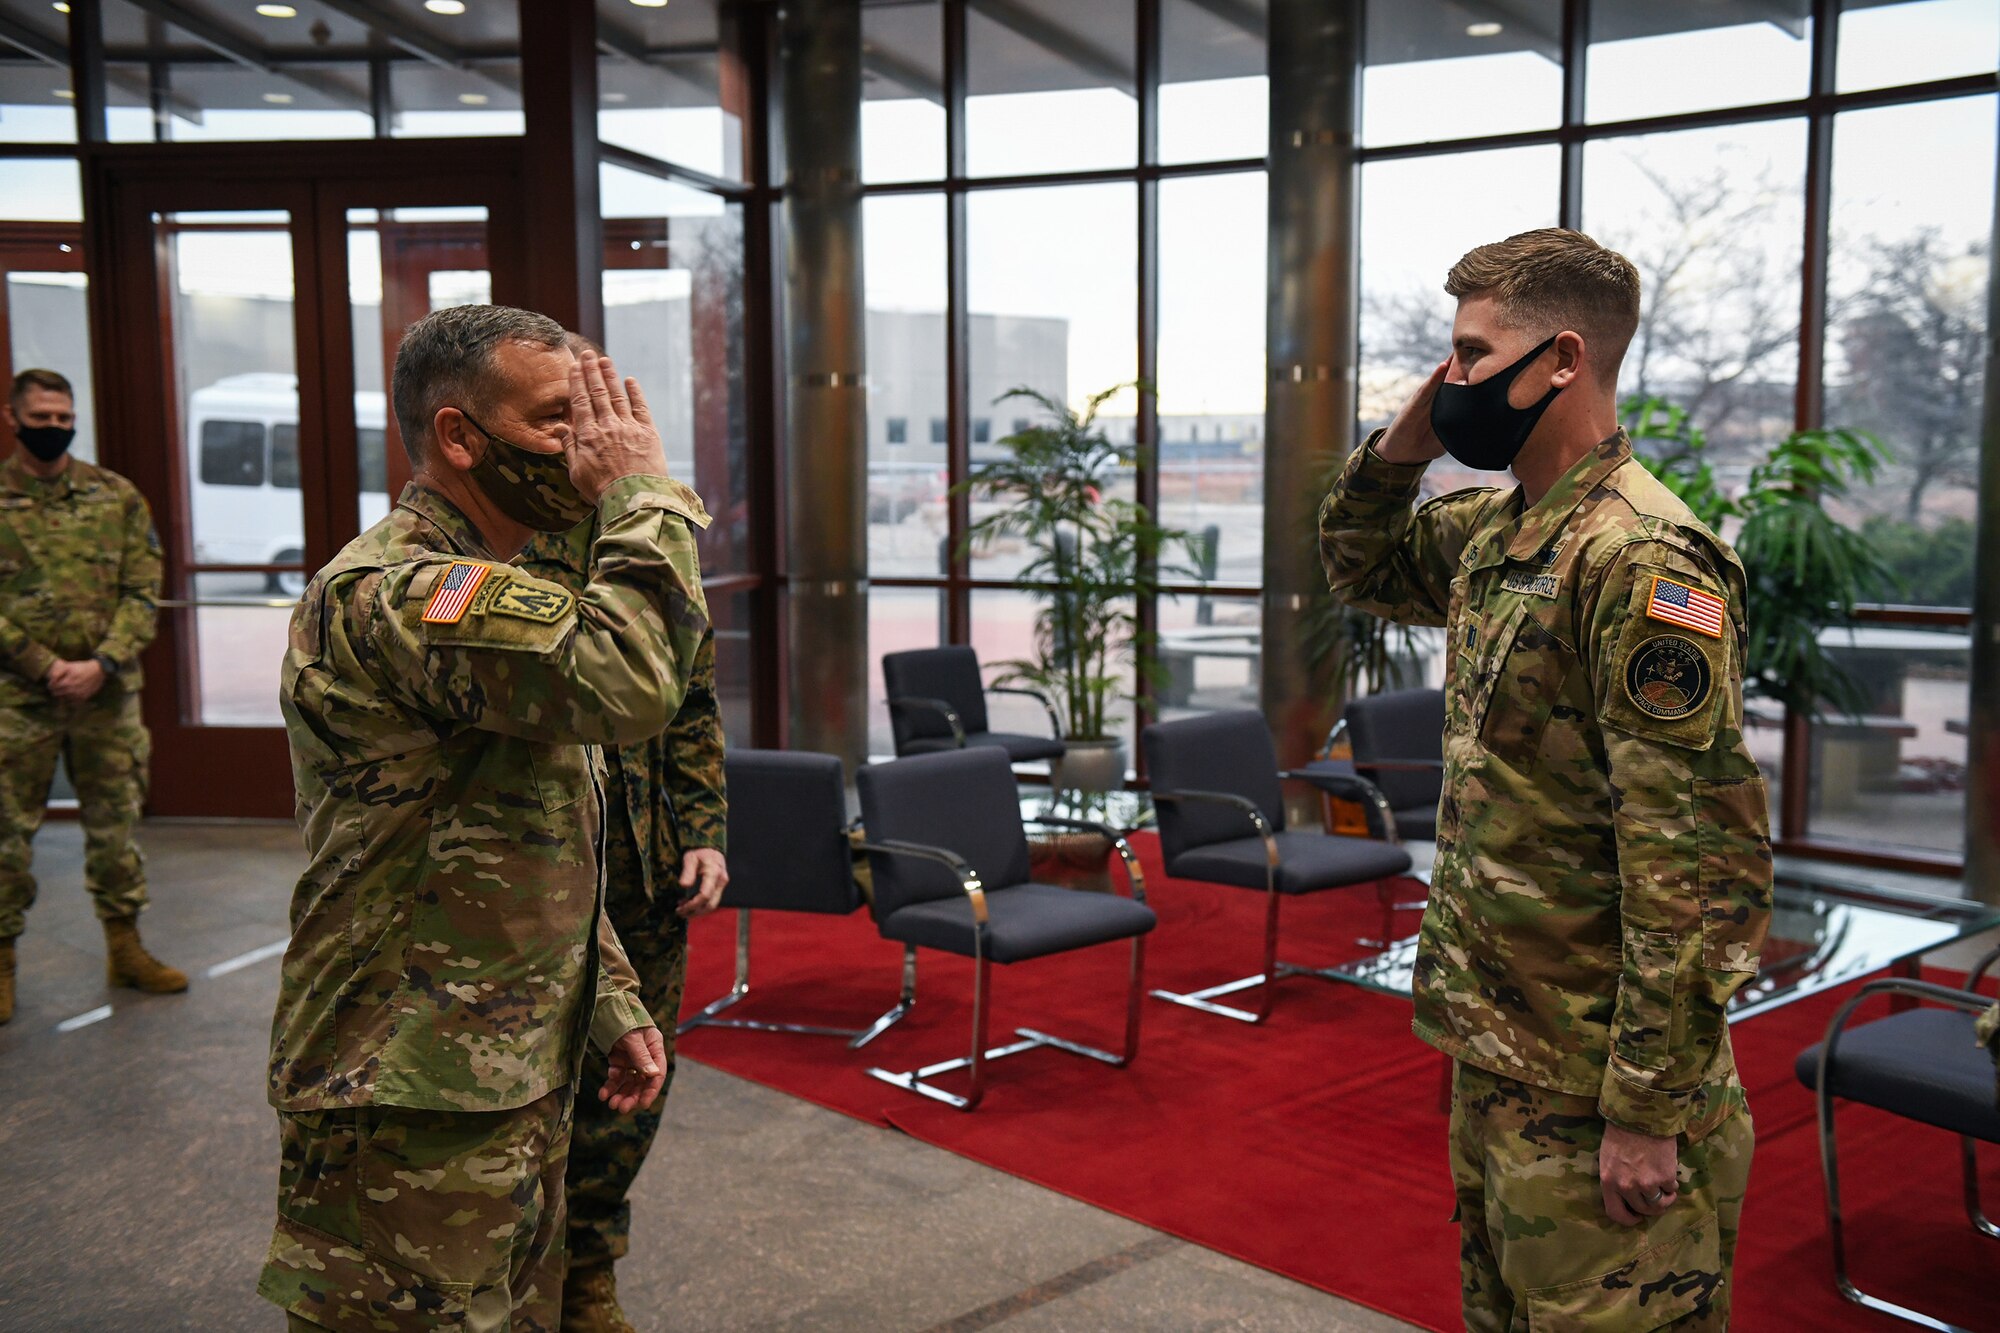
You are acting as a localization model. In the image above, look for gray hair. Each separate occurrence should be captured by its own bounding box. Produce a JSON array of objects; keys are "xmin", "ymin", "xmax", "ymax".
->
[{"xmin": 391, "ymin": 304, "xmax": 566, "ymax": 465}]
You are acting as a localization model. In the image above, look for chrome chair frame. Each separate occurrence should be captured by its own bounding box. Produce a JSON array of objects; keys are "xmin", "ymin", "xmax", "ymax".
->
[
  {"xmin": 676, "ymin": 908, "xmax": 872, "ymax": 1040},
  {"xmin": 1304, "ymin": 717, "xmax": 1434, "ymax": 948},
  {"xmin": 1149, "ymin": 782, "xmax": 1397, "ymax": 1025},
  {"xmin": 1810, "ymin": 947, "xmax": 2000, "ymax": 1333},
  {"xmin": 853, "ymin": 816, "xmax": 1149, "ymax": 1111},
  {"xmin": 887, "ymin": 686, "xmax": 1063, "ymax": 751}
]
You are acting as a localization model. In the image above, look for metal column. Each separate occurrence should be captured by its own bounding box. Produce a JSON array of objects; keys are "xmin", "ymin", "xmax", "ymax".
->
[
  {"xmin": 1966, "ymin": 95, "xmax": 2000, "ymax": 906},
  {"xmin": 1261, "ymin": 0, "xmax": 1361, "ymax": 807},
  {"xmin": 780, "ymin": 0, "xmax": 869, "ymax": 767}
]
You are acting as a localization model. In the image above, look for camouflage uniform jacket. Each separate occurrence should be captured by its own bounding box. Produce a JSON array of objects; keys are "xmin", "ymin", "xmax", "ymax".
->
[
  {"xmin": 0, "ymin": 453, "xmax": 161, "ymax": 706},
  {"xmin": 518, "ymin": 520, "xmax": 727, "ymax": 891},
  {"xmin": 269, "ymin": 475, "xmax": 711, "ymax": 1114},
  {"xmin": 1321, "ymin": 430, "xmax": 1774, "ymax": 1139}
]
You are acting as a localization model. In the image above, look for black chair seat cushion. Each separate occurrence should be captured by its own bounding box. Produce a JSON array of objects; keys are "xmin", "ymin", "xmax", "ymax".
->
[
  {"xmin": 1393, "ymin": 806, "xmax": 1438, "ymax": 842},
  {"xmin": 1795, "ymin": 1008, "xmax": 2000, "ymax": 1143},
  {"xmin": 903, "ymin": 731, "xmax": 1068, "ymax": 763},
  {"xmin": 1168, "ymin": 831, "xmax": 1412, "ymax": 894},
  {"xmin": 879, "ymin": 882, "xmax": 1157, "ymax": 964}
]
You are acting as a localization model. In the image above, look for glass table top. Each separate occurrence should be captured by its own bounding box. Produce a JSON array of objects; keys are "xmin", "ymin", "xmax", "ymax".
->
[
  {"xmin": 1328, "ymin": 868, "xmax": 2000, "ymax": 1021},
  {"xmin": 1016, "ymin": 786, "xmax": 1154, "ymax": 833}
]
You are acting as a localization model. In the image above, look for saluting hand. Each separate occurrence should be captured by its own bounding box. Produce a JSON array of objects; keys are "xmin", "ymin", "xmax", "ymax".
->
[
  {"xmin": 1375, "ymin": 358, "xmax": 1451, "ymax": 466},
  {"xmin": 601, "ymin": 1024, "xmax": 667, "ymax": 1115},
  {"xmin": 566, "ymin": 348, "xmax": 671, "ymax": 504},
  {"xmin": 677, "ymin": 848, "xmax": 729, "ymax": 919}
]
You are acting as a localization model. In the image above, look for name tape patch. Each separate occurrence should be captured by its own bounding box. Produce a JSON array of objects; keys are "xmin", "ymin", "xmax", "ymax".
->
[
  {"xmin": 421, "ymin": 561, "xmax": 492, "ymax": 625},
  {"xmin": 1645, "ymin": 575, "xmax": 1725, "ymax": 639},
  {"xmin": 1501, "ymin": 570, "xmax": 1560, "ymax": 598},
  {"xmin": 488, "ymin": 581, "xmax": 574, "ymax": 624}
]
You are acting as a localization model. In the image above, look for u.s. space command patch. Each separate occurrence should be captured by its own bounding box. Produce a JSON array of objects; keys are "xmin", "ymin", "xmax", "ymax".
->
[
  {"xmin": 487, "ymin": 579, "xmax": 574, "ymax": 624},
  {"xmin": 421, "ymin": 561, "xmax": 492, "ymax": 625},
  {"xmin": 1625, "ymin": 634, "xmax": 1712, "ymax": 720}
]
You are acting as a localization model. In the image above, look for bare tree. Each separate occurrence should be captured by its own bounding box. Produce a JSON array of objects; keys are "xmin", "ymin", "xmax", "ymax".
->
[{"xmin": 1831, "ymin": 233, "xmax": 1987, "ymax": 521}]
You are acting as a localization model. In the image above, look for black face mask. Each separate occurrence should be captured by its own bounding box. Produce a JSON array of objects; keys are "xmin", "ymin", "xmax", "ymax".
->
[
  {"xmin": 1429, "ymin": 335, "xmax": 1563, "ymax": 472},
  {"xmin": 15, "ymin": 425, "xmax": 76, "ymax": 464}
]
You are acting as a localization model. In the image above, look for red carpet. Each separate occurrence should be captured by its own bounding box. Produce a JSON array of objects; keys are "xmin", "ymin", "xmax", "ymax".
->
[{"xmin": 674, "ymin": 836, "xmax": 2000, "ymax": 1331}]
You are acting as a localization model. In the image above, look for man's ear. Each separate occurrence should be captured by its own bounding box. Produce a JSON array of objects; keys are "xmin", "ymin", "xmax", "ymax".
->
[
  {"xmin": 0, "ymin": 401, "xmax": 16, "ymax": 434},
  {"xmin": 431, "ymin": 407, "xmax": 481, "ymax": 472},
  {"xmin": 1550, "ymin": 330, "xmax": 1587, "ymax": 388}
]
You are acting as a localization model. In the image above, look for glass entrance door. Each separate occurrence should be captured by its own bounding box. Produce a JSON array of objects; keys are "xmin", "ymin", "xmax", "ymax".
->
[{"xmin": 87, "ymin": 153, "xmax": 516, "ymax": 817}]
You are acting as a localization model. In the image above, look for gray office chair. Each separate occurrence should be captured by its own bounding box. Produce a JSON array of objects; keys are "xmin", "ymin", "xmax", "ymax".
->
[
  {"xmin": 677, "ymin": 750, "xmax": 869, "ymax": 1039},
  {"xmin": 881, "ymin": 645, "xmax": 1066, "ymax": 763},
  {"xmin": 854, "ymin": 746, "xmax": 1156, "ymax": 1110},
  {"xmin": 1793, "ymin": 945, "xmax": 2000, "ymax": 1332},
  {"xmin": 1141, "ymin": 710, "xmax": 1413, "ymax": 1024}
]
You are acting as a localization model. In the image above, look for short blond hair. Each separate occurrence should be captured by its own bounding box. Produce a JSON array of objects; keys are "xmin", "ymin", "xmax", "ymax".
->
[{"xmin": 1444, "ymin": 229, "xmax": 1641, "ymax": 385}]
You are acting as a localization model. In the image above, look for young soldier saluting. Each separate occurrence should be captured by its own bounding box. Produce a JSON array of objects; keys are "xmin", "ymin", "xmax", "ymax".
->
[{"xmin": 1321, "ymin": 229, "xmax": 1773, "ymax": 1331}]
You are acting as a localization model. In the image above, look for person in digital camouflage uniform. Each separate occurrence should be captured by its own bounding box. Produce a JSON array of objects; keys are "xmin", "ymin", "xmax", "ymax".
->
[
  {"xmin": 259, "ymin": 307, "xmax": 710, "ymax": 1333},
  {"xmin": 1321, "ymin": 230, "xmax": 1773, "ymax": 1332},
  {"xmin": 0, "ymin": 367, "xmax": 182, "ymax": 1026},
  {"xmin": 517, "ymin": 496, "xmax": 728, "ymax": 1333}
]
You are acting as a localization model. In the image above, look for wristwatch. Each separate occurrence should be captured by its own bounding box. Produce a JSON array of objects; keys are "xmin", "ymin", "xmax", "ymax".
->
[{"xmin": 93, "ymin": 653, "xmax": 120, "ymax": 678}]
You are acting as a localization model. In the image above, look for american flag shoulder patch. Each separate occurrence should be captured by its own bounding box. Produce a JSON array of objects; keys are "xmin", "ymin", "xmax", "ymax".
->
[
  {"xmin": 421, "ymin": 561, "xmax": 494, "ymax": 625},
  {"xmin": 1644, "ymin": 575, "xmax": 1725, "ymax": 639}
]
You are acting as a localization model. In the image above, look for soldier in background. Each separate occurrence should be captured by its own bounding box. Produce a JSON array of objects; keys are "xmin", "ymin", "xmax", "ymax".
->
[
  {"xmin": 1979, "ymin": 1000, "xmax": 1999, "ymax": 1104},
  {"xmin": 519, "ymin": 449, "xmax": 729, "ymax": 1332},
  {"xmin": 259, "ymin": 307, "xmax": 709, "ymax": 1332},
  {"xmin": 1321, "ymin": 230, "xmax": 1773, "ymax": 1330},
  {"xmin": 0, "ymin": 367, "xmax": 180, "ymax": 1025}
]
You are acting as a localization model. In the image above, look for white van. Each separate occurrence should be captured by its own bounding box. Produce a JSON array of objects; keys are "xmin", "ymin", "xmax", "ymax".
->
[{"xmin": 186, "ymin": 373, "xmax": 392, "ymax": 593}]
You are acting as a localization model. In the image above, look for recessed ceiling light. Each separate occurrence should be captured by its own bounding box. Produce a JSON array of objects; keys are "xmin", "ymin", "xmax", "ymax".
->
[
  {"xmin": 1466, "ymin": 21, "xmax": 1503, "ymax": 37},
  {"xmin": 263, "ymin": 92, "xmax": 295, "ymax": 104},
  {"xmin": 52, "ymin": 2, "xmax": 69, "ymax": 12},
  {"xmin": 458, "ymin": 92, "xmax": 489, "ymax": 105},
  {"xmin": 255, "ymin": 4, "xmax": 298, "ymax": 17},
  {"xmin": 425, "ymin": 0, "xmax": 466, "ymax": 14},
  {"xmin": 53, "ymin": 88, "xmax": 74, "ymax": 99},
  {"xmin": 630, "ymin": 0, "xmax": 669, "ymax": 8}
]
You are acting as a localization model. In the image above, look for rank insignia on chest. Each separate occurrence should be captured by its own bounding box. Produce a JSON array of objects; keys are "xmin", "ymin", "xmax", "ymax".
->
[
  {"xmin": 421, "ymin": 561, "xmax": 492, "ymax": 625},
  {"xmin": 1625, "ymin": 634, "xmax": 1713, "ymax": 720},
  {"xmin": 1645, "ymin": 575, "xmax": 1725, "ymax": 638}
]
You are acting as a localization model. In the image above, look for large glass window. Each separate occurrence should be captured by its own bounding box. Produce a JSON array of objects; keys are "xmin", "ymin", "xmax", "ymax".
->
[
  {"xmin": 1587, "ymin": 1, "xmax": 1812, "ymax": 123},
  {"xmin": 862, "ymin": 0, "xmax": 945, "ymax": 184},
  {"xmin": 1584, "ymin": 121, "xmax": 1807, "ymax": 462},
  {"xmin": 1160, "ymin": 0, "xmax": 1266, "ymax": 164},
  {"xmin": 864, "ymin": 192, "xmax": 949, "ymax": 577},
  {"xmin": 966, "ymin": 0, "xmax": 1135, "ymax": 176},
  {"xmin": 1158, "ymin": 171, "xmax": 1266, "ymax": 587},
  {"xmin": 1837, "ymin": 0, "xmax": 2000, "ymax": 93},
  {"xmin": 597, "ymin": 0, "xmax": 747, "ymax": 179},
  {"xmin": 1362, "ymin": 0, "xmax": 1562, "ymax": 149}
]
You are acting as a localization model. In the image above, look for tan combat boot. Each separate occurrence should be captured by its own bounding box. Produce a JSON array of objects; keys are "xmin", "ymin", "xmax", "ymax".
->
[
  {"xmin": 103, "ymin": 916, "xmax": 188, "ymax": 994},
  {"xmin": 0, "ymin": 937, "xmax": 15, "ymax": 1024},
  {"xmin": 562, "ymin": 1262, "xmax": 639, "ymax": 1333}
]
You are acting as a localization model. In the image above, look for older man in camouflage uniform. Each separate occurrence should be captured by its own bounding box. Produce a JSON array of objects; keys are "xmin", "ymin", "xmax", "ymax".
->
[
  {"xmin": 0, "ymin": 367, "xmax": 182, "ymax": 1025},
  {"xmin": 1321, "ymin": 230, "xmax": 1773, "ymax": 1331},
  {"xmin": 518, "ymin": 505, "xmax": 728, "ymax": 1333},
  {"xmin": 259, "ymin": 306, "xmax": 710, "ymax": 1333}
]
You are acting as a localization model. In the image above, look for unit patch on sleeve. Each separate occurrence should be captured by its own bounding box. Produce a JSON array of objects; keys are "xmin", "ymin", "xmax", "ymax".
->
[
  {"xmin": 486, "ymin": 579, "xmax": 575, "ymax": 624},
  {"xmin": 1624, "ymin": 634, "xmax": 1713, "ymax": 720},
  {"xmin": 1644, "ymin": 575, "xmax": 1725, "ymax": 638},
  {"xmin": 420, "ymin": 561, "xmax": 493, "ymax": 625}
]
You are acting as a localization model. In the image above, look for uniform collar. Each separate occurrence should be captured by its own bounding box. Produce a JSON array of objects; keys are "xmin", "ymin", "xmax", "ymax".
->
[
  {"xmin": 396, "ymin": 480, "xmax": 496, "ymax": 561},
  {"xmin": 1503, "ymin": 429, "xmax": 1631, "ymax": 563},
  {"xmin": 0, "ymin": 451, "xmax": 79, "ymax": 498}
]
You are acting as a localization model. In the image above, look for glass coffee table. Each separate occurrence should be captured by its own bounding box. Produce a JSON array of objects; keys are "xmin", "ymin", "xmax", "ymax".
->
[
  {"xmin": 1016, "ymin": 787, "xmax": 1155, "ymax": 894},
  {"xmin": 1328, "ymin": 863, "xmax": 2000, "ymax": 1020}
]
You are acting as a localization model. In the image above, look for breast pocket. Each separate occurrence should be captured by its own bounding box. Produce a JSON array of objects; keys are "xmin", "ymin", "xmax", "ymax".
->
[
  {"xmin": 1476, "ymin": 603, "xmax": 1571, "ymax": 765},
  {"xmin": 528, "ymin": 742, "xmax": 590, "ymax": 814}
]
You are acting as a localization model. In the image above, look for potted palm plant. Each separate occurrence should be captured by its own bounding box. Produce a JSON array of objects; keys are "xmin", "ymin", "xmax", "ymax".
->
[{"xmin": 959, "ymin": 384, "xmax": 1193, "ymax": 791}]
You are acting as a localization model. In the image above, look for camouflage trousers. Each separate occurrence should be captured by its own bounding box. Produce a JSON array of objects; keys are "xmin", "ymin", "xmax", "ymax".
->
[
  {"xmin": 565, "ymin": 827, "xmax": 690, "ymax": 1269},
  {"xmin": 1449, "ymin": 1062, "xmax": 1754, "ymax": 1333},
  {"xmin": 0, "ymin": 690, "xmax": 150, "ymax": 940},
  {"xmin": 259, "ymin": 1086, "xmax": 573, "ymax": 1332}
]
